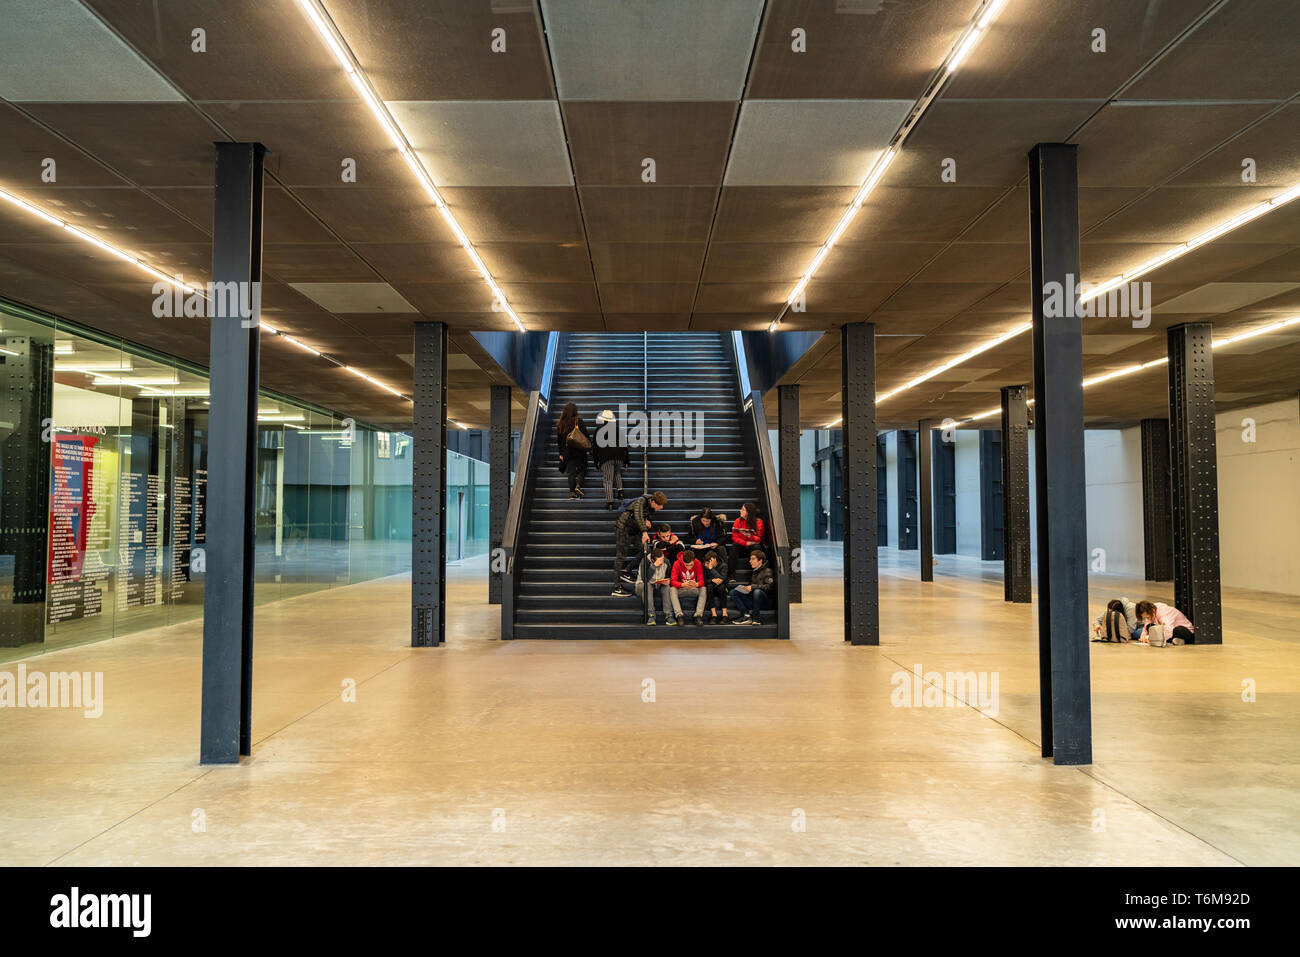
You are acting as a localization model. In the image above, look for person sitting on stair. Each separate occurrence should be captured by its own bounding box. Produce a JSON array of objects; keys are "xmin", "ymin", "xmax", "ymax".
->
[
  {"xmin": 729, "ymin": 549, "xmax": 774, "ymax": 626},
  {"xmin": 611, "ymin": 490, "xmax": 667, "ymax": 598}
]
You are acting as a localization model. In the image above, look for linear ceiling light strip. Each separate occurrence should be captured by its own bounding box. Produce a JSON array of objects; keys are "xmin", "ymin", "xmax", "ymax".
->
[
  {"xmin": 954, "ymin": 314, "xmax": 1300, "ymax": 423},
  {"xmin": 1, "ymin": 185, "xmax": 411, "ymax": 403},
  {"xmin": 0, "ymin": 187, "xmax": 196, "ymax": 292},
  {"xmin": 863, "ymin": 173, "xmax": 1300, "ymax": 415},
  {"xmin": 770, "ymin": 0, "xmax": 1011, "ymax": 333},
  {"xmin": 293, "ymin": 0, "xmax": 527, "ymax": 334}
]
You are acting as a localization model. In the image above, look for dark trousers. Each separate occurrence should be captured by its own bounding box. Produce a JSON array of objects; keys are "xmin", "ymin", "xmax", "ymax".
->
[
  {"xmin": 729, "ymin": 586, "xmax": 770, "ymax": 618},
  {"xmin": 614, "ymin": 531, "xmax": 639, "ymax": 584},
  {"xmin": 565, "ymin": 457, "xmax": 584, "ymax": 493},
  {"xmin": 1172, "ymin": 625, "xmax": 1194, "ymax": 644},
  {"xmin": 705, "ymin": 581, "xmax": 729, "ymax": 614}
]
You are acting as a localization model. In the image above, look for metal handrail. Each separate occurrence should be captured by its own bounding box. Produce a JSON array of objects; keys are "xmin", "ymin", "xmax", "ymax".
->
[
  {"xmin": 726, "ymin": 333, "xmax": 791, "ymax": 638},
  {"xmin": 639, "ymin": 330, "xmax": 650, "ymax": 621},
  {"xmin": 500, "ymin": 332, "xmax": 559, "ymax": 639}
]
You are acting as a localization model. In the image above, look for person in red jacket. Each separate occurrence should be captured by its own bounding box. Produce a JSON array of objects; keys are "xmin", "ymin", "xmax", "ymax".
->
[
  {"xmin": 670, "ymin": 548, "xmax": 706, "ymax": 626},
  {"xmin": 728, "ymin": 502, "xmax": 764, "ymax": 571}
]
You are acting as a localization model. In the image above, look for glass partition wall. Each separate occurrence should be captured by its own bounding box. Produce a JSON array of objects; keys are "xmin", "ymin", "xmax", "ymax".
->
[{"xmin": 0, "ymin": 300, "xmax": 488, "ymax": 665}]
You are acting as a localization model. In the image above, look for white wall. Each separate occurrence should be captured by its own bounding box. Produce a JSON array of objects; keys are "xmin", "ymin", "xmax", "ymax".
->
[
  {"xmin": 1217, "ymin": 398, "xmax": 1300, "ymax": 595},
  {"xmin": 1084, "ymin": 428, "xmax": 1145, "ymax": 577},
  {"xmin": 953, "ymin": 429, "xmax": 982, "ymax": 557},
  {"xmin": 1066, "ymin": 398, "xmax": 1300, "ymax": 596}
]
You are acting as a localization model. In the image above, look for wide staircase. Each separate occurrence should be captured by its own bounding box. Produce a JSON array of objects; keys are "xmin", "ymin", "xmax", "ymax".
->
[{"xmin": 509, "ymin": 331, "xmax": 780, "ymax": 638}]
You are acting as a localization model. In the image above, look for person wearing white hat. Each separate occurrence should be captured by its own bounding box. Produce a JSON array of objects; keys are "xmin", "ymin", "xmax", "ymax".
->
[{"xmin": 593, "ymin": 408, "xmax": 630, "ymax": 510}]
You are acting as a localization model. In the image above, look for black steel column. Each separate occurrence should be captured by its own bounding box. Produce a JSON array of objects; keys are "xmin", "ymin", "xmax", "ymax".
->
[
  {"xmin": 1029, "ymin": 142, "xmax": 1091, "ymax": 765},
  {"xmin": 488, "ymin": 384, "xmax": 511, "ymax": 605},
  {"xmin": 1168, "ymin": 323, "xmax": 1222, "ymax": 644},
  {"xmin": 978, "ymin": 430, "xmax": 1004, "ymax": 561},
  {"xmin": 896, "ymin": 429, "xmax": 918, "ymax": 549},
  {"xmin": 200, "ymin": 142, "xmax": 264, "ymax": 764},
  {"xmin": 1139, "ymin": 418, "xmax": 1174, "ymax": 581},
  {"xmin": 1000, "ymin": 386, "xmax": 1031, "ymax": 602},
  {"xmin": 918, "ymin": 419, "xmax": 933, "ymax": 581},
  {"xmin": 842, "ymin": 323, "xmax": 878, "ymax": 645},
  {"xmin": 413, "ymin": 322, "xmax": 448, "ymax": 646},
  {"xmin": 778, "ymin": 384, "xmax": 802, "ymax": 602}
]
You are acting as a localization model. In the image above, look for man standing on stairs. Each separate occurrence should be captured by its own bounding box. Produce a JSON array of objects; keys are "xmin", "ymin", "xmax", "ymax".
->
[{"xmin": 611, "ymin": 490, "xmax": 668, "ymax": 598}]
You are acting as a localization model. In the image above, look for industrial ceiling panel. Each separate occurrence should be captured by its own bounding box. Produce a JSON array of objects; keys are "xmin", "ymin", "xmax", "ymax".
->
[
  {"xmin": 1075, "ymin": 102, "xmax": 1274, "ymax": 189},
  {"xmin": 348, "ymin": 243, "xmax": 482, "ymax": 284},
  {"xmin": 1121, "ymin": 0, "xmax": 1300, "ymax": 101},
  {"xmin": 589, "ymin": 243, "xmax": 706, "ymax": 283},
  {"xmin": 562, "ymin": 101, "xmax": 738, "ymax": 186},
  {"xmin": 747, "ymin": 0, "xmax": 980, "ymax": 100},
  {"xmin": 711, "ymin": 186, "xmax": 858, "ymax": 242},
  {"xmin": 1084, "ymin": 187, "xmax": 1286, "ymax": 244},
  {"xmin": 288, "ymin": 282, "xmax": 419, "ymax": 314},
  {"xmin": 322, "ymin": 0, "xmax": 555, "ymax": 100},
  {"xmin": 910, "ymin": 243, "xmax": 1028, "ymax": 284},
  {"xmin": 1, "ymin": 0, "xmax": 182, "ymax": 102},
  {"xmin": 262, "ymin": 243, "xmax": 380, "ymax": 283},
  {"xmin": 943, "ymin": 0, "xmax": 1218, "ymax": 100},
  {"xmin": 540, "ymin": 0, "xmax": 764, "ymax": 100},
  {"xmin": 203, "ymin": 102, "xmax": 412, "ymax": 189},
  {"xmin": 597, "ymin": 283, "xmax": 698, "ymax": 313},
  {"xmin": 1172, "ymin": 104, "xmax": 1300, "ymax": 188},
  {"xmin": 476, "ymin": 242, "xmax": 594, "ymax": 283},
  {"xmin": 700, "ymin": 243, "xmax": 823, "ymax": 283},
  {"xmin": 815, "ymin": 242, "xmax": 948, "ymax": 282},
  {"xmin": 724, "ymin": 100, "xmax": 912, "ymax": 185},
  {"xmin": 579, "ymin": 187, "xmax": 717, "ymax": 243},
  {"xmin": 960, "ymin": 186, "xmax": 1146, "ymax": 243},
  {"xmin": 438, "ymin": 187, "xmax": 586, "ymax": 242},
  {"xmin": 290, "ymin": 187, "xmax": 456, "ymax": 245},
  {"xmin": 387, "ymin": 100, "xmax": 573, "ymax": 186},
  {"xmin": 842, "ymin": 186, "xmax": 1008, "ymax": 243},
  {"xmin": 887, "ymin": 99, "xmax": 1103, "ymax": 188}
]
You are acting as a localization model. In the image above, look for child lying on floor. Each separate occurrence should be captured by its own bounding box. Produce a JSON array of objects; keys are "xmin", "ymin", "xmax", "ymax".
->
[{"xmin": 1090, "ymin": 596, "xmax": 1139, "ymax": 642}]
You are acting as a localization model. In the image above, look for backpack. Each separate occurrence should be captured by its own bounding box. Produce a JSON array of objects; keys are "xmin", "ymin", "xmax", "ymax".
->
[
  {"xmin": 615, "ymin": 497, "xmax": 643, "ymax": 535},
  {"xmin": 566, "ymin": 423, "xmax": 592, "ymax": 451},
  {"xmin": 1103, "ymin": 608, "xmax": 1128, "ymax": 642},
  {"xmin": 1146, "ymin": 624, "xmax": 1168, "ymax": 648}
]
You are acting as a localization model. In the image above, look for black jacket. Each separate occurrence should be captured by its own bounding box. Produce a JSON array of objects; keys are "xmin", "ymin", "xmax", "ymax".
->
[
  {"xmin": 593, "ymin": 421, "xmax": 629, "ymax": 467},
  {"xmin": 615, "ymin": 495, "xmax": 654, "ymax": 539},
  {"xmin": 702, "ymin": 550, "xmax": 729, "ymax": 588},
  {"xmin": 749, "ymin": 564, "xmax": 775, "ymax": 595},
  {"xmin": 556, "ymin": 417, "xmax": 592, "ymax": 471},
  {"xmin": 689, "ymin": 514, "xmax": 726, "ymax": 549}
]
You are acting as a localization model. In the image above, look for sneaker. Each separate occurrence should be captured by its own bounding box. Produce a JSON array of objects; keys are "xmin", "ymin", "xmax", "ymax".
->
[
  {"xmin": 734, "ymin": 614, "xmax": 751, "ymax": 624},
  {"xmin": 676, "ymin": 615, "xmax": 685, "ymax": 626},
  {"xmin": 569, "ymin": 492, "xmax": 579, "ymax": 499},
  {"xmin": 665, "ymin": 617, "xmax": 677, "ymax": 626},
  {"xmin": 749, "ymin": 616, "xmax": 763, "ymax": 626},
  {"xmin": 646, "ymin": 616, "xmax": 657, "ymax": 626},
  {"xmin": 618, "ymin": 573, "xmax": 637, "ymax": 586},
  {"xmin": 575, "ymin": 487, "xmax": 585, "ymax": 497},
  {"xmin": 694, "ymin": 616, "xmax": 703, "ymax": 627},
  {"xmin": 611, "ymin": 586, "xmax": 633, "ymax": 597}
]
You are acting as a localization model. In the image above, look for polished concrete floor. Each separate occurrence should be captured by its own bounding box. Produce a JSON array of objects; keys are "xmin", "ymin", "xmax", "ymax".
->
[{"xmin": 2, "ymin": 545, "xmax": 1297, "ymax": 866}]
